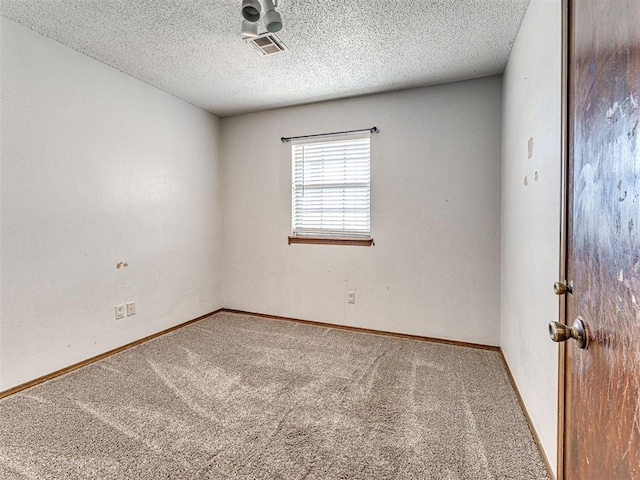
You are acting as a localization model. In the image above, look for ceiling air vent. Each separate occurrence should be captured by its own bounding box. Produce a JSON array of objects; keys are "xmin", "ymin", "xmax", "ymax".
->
[{"xmin": 246, "ymin": 33, "xmax": 288, "ymax": 56}]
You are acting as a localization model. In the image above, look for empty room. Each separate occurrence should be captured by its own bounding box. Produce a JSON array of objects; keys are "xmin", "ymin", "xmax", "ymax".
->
[{"xmin": 1, "ymin": 0, "xmax": 638, "ymax": 479}]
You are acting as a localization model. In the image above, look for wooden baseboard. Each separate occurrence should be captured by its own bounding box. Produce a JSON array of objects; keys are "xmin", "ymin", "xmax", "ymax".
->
[
  {"xmin": 499, "ymin": 351, "xmax": 556, "ymax": 480},
  {"xmin": 220, "ymin": 308, "xmax": 500, "ymax": 352},
  {"xmin": 0, "ymin": 308, "xmax": 223, "ymax": 399}
]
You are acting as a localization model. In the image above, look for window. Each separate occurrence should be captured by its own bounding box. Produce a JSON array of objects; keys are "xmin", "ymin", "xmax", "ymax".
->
[{"xmin": 290, "ymin": 134, "xmax": 372, "ymax": 246}]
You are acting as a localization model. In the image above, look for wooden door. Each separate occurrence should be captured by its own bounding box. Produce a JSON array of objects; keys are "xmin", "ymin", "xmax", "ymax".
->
[{"xmin": 565, "ymin": 0, "xmax": 640, "ymax": 478}]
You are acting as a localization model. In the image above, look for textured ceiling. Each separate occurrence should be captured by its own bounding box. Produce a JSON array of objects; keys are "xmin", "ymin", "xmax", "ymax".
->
[{"xmin": 1, "ymin": 0, "xmax": 530, "ymax": 117}]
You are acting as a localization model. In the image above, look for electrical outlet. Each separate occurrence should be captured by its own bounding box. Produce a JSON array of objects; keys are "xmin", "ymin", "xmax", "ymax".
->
[
  {"xmin": 347, "ymin": 291, "xmax": 356, "ymax": 304},
  {"xmin": 126, "ymin": 302, "xmax": 136, "ymax": 316},
  {"xmin": 115, "ymin": 304, "xmax": 126, "ymax": 320}
]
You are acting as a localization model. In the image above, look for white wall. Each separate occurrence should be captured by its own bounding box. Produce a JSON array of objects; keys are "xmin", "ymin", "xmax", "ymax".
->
[
  {"xmin": 0, "ymin": 18, "xmax": 223, "ymax": 391},
  {"xmin": 501, "ymin": 0, "xmax": 561, "ymax": 474},
  {"xmin": 221, "ymin": 78, "xmax": 502, "ymax": 346}
]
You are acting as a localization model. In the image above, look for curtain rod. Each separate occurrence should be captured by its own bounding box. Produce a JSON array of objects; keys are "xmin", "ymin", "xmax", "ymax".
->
[{"xmin": 281, "ymin": 126, "xmax": 379, "ymax": 143}]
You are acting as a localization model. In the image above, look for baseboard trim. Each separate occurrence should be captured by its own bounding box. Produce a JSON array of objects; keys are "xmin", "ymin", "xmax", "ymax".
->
[
  {"xmin": 0, "ymin": 308, "xmax": 223, "ymax": 399},
  {"xmin": 499, "ymin": 351, "xmax": 556, "ymax": 480},
  {"xmin": 220, "ymin": 308, "xmax": 500, "ymax": 352}
]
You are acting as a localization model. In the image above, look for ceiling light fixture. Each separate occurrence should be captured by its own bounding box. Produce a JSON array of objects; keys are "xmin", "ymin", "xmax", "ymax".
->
[
  {"xmin": 240, "ymin": 0, "xmax": 283, "ymax": 38},
  {"xmin": 241, "ymin": 0, "xmax": 261, "ymax": 22},
  {"xmin": 262, "ymin": 0, "xmax": 282, "ymax": 33},
  {"xmin": 241, "ymin": 19, "xmax": 259, "ymax": 38}
]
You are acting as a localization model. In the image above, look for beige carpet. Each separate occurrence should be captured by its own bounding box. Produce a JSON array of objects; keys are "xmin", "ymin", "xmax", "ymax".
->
[{"xmin": 0, "ymin": 312, "xmax": 549, "ymax": 479}]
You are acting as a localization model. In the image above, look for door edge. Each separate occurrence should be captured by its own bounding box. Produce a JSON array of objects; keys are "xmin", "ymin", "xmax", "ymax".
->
[{"xmin": 557, "ymin": 0, "xmax": 570, "ymax": 478}]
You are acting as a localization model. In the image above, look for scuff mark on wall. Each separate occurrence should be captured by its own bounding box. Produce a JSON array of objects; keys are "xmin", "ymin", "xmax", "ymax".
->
[
  {"xmin": 618, "ymin": 179, "xmax": 628, "ymax": 202},
  {"xmin": 628, "ymin": 119, "xmax": 638, "ymax": 139},
  {"xmin": 528, "ymin": 137, "xmax": 534, "ymax": 158}
]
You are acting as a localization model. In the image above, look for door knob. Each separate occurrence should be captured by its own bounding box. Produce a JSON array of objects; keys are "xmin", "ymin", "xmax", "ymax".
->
[
  {"xmin": 549, "ymin": 318, "xmax": 589, "ymax": 349},
  {"xmin": 554, "ymin": 281, "xmax": 573, "ymax": 295}
]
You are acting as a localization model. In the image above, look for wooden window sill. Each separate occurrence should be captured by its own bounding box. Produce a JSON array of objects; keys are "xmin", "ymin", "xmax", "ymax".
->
[{"xmin": 288, "ymin": 236, "xmax": 374, "ymax": 246}]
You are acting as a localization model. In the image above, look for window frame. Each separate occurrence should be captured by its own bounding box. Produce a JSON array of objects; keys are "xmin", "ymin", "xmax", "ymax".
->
[{"xmin": 289, "ymin": 133, "xmax": 373, "ymax": 246}]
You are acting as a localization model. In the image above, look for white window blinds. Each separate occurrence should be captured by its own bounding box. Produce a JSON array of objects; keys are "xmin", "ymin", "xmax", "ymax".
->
[{"xmin": 292, "ymin": 135, "xmax": 371, "ymax": 237}]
